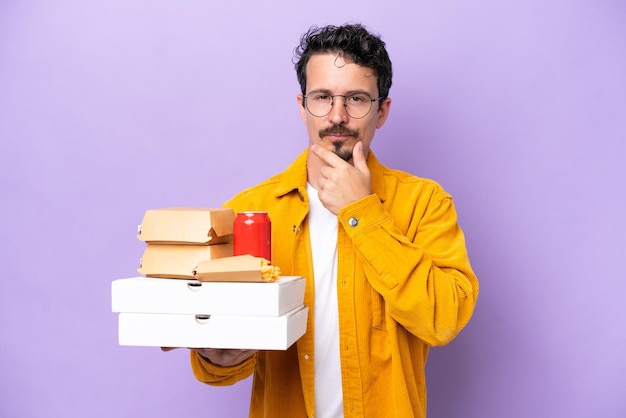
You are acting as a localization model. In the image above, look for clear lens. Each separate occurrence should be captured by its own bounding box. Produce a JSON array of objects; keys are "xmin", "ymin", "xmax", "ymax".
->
[{"xmin": 305, "ymin": 93, "xmax": 375, "ymax": 119}]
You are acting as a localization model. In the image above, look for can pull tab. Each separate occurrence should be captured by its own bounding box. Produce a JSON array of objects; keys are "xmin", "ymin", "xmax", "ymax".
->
[{"xmin": 187, "ymin": 281, "xmax": 202, "ymax": 291}]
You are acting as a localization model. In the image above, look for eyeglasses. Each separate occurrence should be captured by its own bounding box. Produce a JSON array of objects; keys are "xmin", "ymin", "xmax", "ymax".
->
[{"xmin": 303, "ymin": 92, "xmax": 382, "ymax": 119}]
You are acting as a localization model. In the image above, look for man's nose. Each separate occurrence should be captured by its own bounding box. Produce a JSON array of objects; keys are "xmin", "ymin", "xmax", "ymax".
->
[{"xmin": 328, "ymin": 96, "xmax": 350, "ymax": 124}]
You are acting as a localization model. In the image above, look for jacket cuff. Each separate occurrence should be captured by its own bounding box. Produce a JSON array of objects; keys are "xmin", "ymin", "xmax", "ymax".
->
[
  {"xmin": 190, "ymin": 350, "xmax": 255, "ymax": 386},
  {"xmin": 338, "ymin": 194, "xmax": 388, "ymax": 237}
]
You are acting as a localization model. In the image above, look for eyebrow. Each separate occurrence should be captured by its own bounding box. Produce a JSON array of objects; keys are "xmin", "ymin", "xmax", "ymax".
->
[{"xmin": 307, "ymin": 89, "xmax": 373, "ymax": 96}]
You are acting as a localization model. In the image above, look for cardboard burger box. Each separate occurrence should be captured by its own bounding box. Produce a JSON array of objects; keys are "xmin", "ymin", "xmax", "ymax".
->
[
  {"xmin": 138, "ymin": 243, "xmax": 233, "ymax": 279},
  {"xmin": 136, "ymin": 207, "xmax": 236, "ymax": 279},
  {"xmin": 137, "ymin": 207, "xmax": 235, "ymax": 245}
]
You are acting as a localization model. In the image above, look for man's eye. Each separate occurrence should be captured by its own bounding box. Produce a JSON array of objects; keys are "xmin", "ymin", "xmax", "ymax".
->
[
  {"xmin": 312, "ymin": 94, "xmax": 330, "ymax": 101},
  {"xmin": 348, "ymin": 95, "xmax": 367, "ymax": 103}
]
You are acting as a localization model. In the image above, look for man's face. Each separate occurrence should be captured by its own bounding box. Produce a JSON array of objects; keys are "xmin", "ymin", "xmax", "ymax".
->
[{"xmin": 297, "ymin": 53, "xmax": 391, "ymax": 163}]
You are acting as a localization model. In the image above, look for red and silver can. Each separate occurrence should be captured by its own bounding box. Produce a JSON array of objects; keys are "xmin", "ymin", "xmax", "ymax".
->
[{"xmin": 233, "ymin": 211, "xmax": 272, "ymax": 261}]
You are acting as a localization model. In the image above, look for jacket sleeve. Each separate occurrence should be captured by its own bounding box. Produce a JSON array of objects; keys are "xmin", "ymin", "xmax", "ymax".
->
[
  {"xmin": 190, "ymin": 351, "xmax": 256, "ymax": 386},
  {"xmin": 338, "ymin": 191, "xmax": 479, "ymax": 346}
]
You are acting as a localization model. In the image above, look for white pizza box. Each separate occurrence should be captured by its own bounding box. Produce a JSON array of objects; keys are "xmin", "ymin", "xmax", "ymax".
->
[
  {"xmin": 111, "ymin": 276, "xmax": 305, "ymax": 317},
  {"xmin": 117, "ymin": 306, "xmax": 308, "ymax": 350}
]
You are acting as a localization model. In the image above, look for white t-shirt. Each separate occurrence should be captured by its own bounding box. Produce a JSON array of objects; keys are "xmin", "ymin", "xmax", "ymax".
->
[{"xmin": 307, "ymin": 182, "xmax": 344, "ymax": 418}]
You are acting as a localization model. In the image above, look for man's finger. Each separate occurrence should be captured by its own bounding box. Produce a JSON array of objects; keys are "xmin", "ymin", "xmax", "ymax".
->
[
  {"xmin": 352, "ymin": 141, "xmax": 368, "ymax": 173},
  {"xmin": 310, "ymin": 144, "xmax": 345, "ymax": 167}
]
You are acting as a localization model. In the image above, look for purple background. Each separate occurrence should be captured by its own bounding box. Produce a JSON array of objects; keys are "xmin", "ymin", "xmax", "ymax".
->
[{"xmin": 1, "ymin": 1, "xmax": 625, "ymax": 417}]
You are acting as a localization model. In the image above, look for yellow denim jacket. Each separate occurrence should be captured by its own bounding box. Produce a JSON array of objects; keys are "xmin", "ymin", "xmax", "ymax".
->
[{"xmin": 191, "ymin": 149, "xmax": 479, "ymax": 418}]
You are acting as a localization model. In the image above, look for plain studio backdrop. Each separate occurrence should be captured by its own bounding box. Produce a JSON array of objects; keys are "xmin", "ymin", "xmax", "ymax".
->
[{"xmin": 1, "ymin": 1, "xmax": 624, "ymax": 417}]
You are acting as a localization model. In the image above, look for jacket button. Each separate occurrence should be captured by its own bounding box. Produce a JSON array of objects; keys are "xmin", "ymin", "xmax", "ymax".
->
[{"xmin": 348, "ymin": 217, "xmax": 358, "ymax": 227}]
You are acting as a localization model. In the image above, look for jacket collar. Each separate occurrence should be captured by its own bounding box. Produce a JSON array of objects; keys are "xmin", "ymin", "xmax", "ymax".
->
[{"xmin": 274, "ymin": 148, "xmax": 387, "ymax": 203}]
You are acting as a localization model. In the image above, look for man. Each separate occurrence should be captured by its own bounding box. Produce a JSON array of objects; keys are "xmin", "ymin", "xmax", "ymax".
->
[{"xmin": 189, "ymin": 24, "xmax": 478, "ymax": 417}]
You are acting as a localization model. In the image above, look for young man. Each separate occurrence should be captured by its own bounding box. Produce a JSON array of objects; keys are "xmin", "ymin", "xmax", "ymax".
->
[{"xmin": 189, "ymin": 24, "xmax": 479, "ymax": 417}]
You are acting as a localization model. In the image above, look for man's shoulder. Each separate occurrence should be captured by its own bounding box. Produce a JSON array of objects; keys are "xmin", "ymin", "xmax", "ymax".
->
[{"xmin": 380, "ymin": 164, "xmax": 450, "ymax": 199}]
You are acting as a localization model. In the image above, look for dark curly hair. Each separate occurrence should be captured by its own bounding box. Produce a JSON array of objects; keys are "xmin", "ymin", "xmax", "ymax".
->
[{"xmin": 294, "ymin": 24, "xmax": 393, "ymax": 100}]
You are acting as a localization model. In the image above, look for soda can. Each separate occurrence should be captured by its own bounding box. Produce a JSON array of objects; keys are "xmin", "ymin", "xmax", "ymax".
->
[{"xmin": 233, "ymin": 211, "xmax": 272, "ymax": 261}]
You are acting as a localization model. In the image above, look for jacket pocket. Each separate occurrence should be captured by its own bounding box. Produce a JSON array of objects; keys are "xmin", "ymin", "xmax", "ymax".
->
[{"xmin": 370, "ymin": 287, "xmax": 397, "ymax": 330}]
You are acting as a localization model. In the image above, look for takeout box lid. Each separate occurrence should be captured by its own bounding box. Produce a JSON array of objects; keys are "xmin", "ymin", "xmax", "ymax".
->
[
  {"xmin": 194, "ymin": 254, "xmax": 268, "ymax": 282},
  {"xmin": 137, "ymin": 207, "xmax": 235, "ymax": 245}
]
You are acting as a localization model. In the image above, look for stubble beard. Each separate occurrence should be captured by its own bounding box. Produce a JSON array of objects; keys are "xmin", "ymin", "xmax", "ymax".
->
[
  {"xmin": 331, "ymin": 141, "xmax": 353, "ymax": 162},
  {"xmin": 319, "ymin": 124, "xmax": 359, "ymax": 162}
]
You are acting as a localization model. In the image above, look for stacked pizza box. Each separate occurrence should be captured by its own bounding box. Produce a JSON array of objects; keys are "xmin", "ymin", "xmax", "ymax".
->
[{"xmin": 111, "ymin": 207, "xmax": 308, "ymax": 350}]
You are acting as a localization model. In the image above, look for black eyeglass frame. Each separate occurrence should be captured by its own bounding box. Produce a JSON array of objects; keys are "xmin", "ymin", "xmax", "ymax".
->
[{"xmin": 303, "ymin": 93, "xmax": 383, "ymax": 119}]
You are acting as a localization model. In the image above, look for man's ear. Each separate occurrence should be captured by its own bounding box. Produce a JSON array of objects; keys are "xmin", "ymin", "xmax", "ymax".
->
[
  {"xmin": 376, "ymin": 98, "xmax": 392, "ymax": 129},
  {"xmin": 297, "ymin": 94, "xmax": 308, "ymax": 125}
]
